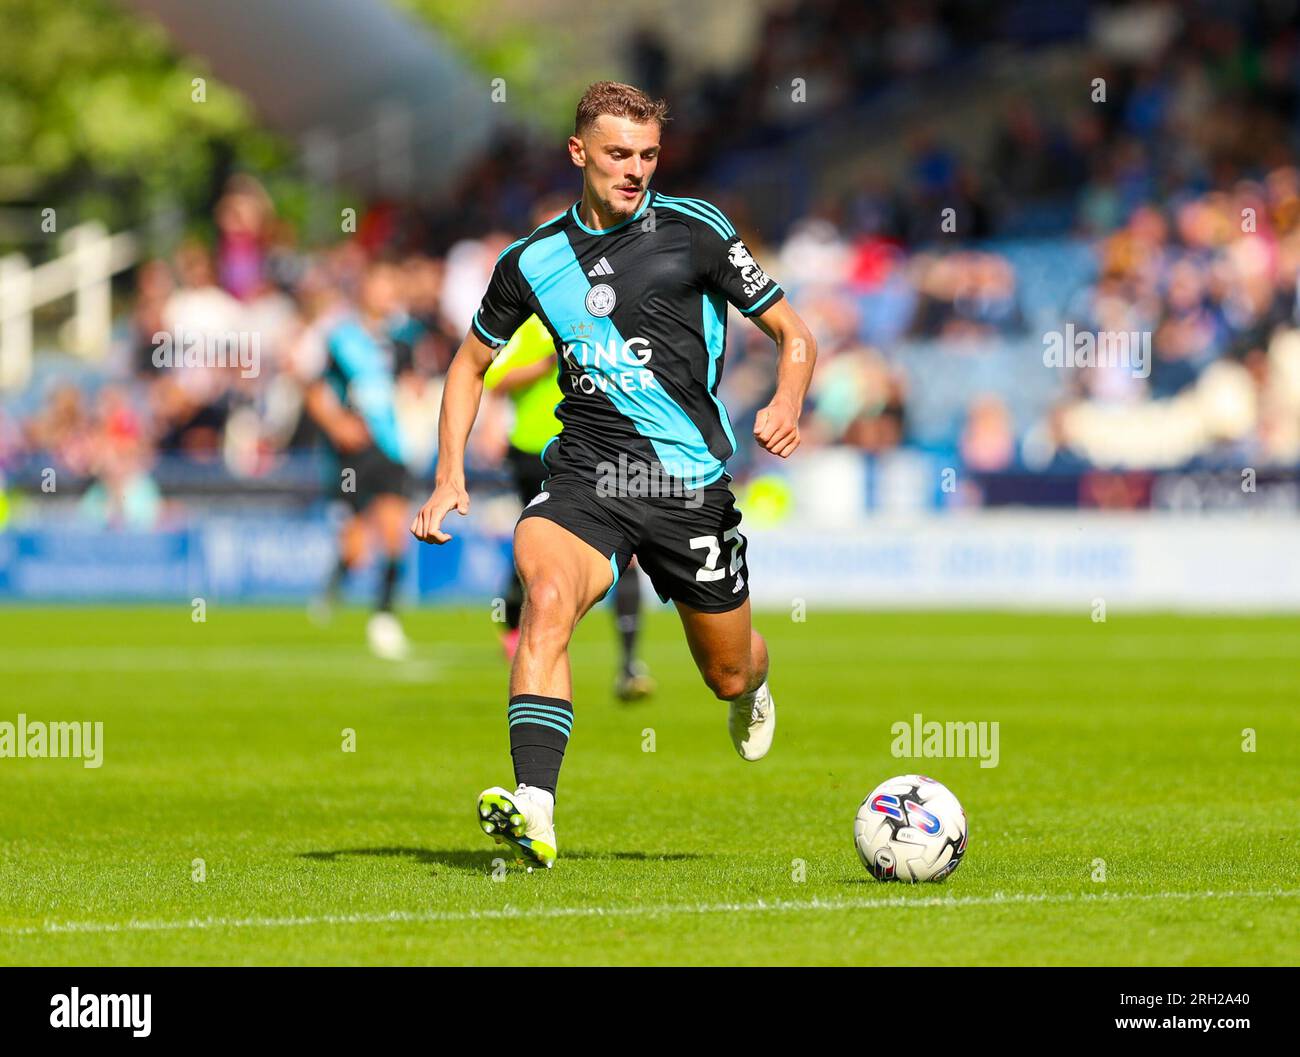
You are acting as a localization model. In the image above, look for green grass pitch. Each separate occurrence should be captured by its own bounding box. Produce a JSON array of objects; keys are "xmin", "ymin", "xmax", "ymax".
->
[{"xmin": 0, "ymin": 605, "xmax": 1296, "ymax": 966}]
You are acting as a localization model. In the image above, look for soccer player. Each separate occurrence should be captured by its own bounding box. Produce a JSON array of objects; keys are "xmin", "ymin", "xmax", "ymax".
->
[
  {"xmin": 305, "ymin": 258, "xmax": 416, "ymax": 660},
  {"xmin": 484, "ymin": 310, "xmax": 656, "ymax": 700},
  {"xmin": 411, "ymin": 82, "xmax": 816, "ymax": 867}
]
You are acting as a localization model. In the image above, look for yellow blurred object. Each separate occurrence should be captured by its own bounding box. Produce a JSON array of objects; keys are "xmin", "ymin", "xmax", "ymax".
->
[{"xmin": 738, "ymin": 474, "xmax": 793, "ymax": 528}]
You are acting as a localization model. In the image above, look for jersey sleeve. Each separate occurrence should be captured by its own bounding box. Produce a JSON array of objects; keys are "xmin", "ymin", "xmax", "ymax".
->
[
  {"xmin": 471, "ymin": 248, "xmax": 532, "ymax": 350},
  {"xmin": 693, "ymin": 218, "xmax": 785, "ymax": 317}
]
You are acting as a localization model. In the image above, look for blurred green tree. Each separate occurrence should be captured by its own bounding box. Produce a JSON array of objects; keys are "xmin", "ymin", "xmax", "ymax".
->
[
  {"xmin": 395, "ymin": 0, "xmax": 592, "ymax": 134},
  {"xmin": 0, "ymin": 0, "xmax": 289, "ymax": 252}
]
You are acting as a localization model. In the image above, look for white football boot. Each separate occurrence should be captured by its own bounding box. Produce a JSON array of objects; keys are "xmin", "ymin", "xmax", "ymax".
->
[
  {"xmin": 366, "ymin": 611, "xmax": 410, "ymax": 661},
  {"xmin": 728, "ymin": 679, "xmax": 775, "ymax": 761},
  {"xmin": 477, "ymin": 783, "xmax": 557, "ymax": 869}
]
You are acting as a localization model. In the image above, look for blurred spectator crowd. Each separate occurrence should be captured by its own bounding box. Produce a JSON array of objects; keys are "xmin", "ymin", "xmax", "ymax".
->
[{"xmin": 4, "ymin": 0, "xmax": 1300, "ymax": 528}]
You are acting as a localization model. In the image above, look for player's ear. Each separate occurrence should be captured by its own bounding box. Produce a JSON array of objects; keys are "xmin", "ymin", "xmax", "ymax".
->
[{"xmin": 567, "ymin": 135, "xmax": 585, "ymax": 168}]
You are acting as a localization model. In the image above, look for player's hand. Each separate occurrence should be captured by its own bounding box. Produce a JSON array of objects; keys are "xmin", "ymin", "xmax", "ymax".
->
[
  {"xmin": 753, "ymin": 397, "xmax": 801, "ymax": 458},
  {"xmin": 410, "ymin": 482, "xmax": 470, "ymax": 544}
]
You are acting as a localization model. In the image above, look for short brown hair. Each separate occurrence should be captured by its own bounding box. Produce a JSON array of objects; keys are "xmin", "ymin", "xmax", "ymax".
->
[{"xmin": 575, "ymin": 81, "xmax": 669, "ymax": 136}]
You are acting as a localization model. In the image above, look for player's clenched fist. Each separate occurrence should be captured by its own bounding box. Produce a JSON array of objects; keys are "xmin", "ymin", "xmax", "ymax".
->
[
  {"xmin": 753, "ymin": 398, "xmax": 801, "ymax": 459},
  {"xmin": 410, "ymin": 482, "xmax": 470, "ymax": 544}
]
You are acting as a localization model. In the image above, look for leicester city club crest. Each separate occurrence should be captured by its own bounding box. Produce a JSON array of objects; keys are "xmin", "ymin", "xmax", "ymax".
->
[{"xmin": 585, "ymin": 283, "xmax": 616, "ymax": 317}]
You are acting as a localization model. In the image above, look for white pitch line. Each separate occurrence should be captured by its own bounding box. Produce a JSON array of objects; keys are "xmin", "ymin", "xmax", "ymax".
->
[{"xmin": 3, "ymin": 888, "xmax": 1296, "ymax": 938}]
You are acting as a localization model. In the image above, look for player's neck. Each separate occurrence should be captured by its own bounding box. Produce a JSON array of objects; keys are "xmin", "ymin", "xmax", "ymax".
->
[{"xmin": 577, "ymin": 187, "xmax": 647, "ymax": 231}]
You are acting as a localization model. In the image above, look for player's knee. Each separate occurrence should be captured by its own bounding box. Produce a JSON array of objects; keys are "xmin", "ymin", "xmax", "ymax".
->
[
  {"xmin": 524, "ymin": 576, "xmax": 564, "ymax": 614},
  {"xmin": 704, "ymin": 662, "xmax": 750, "ymax": 701},
  {"xmin": 520, "ymin": 578, "xmax": 577, "ymax": 647}
]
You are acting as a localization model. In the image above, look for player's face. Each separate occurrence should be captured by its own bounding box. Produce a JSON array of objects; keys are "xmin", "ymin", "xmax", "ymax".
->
[{"xmin": 570, "ymin": 115, "xmax": 660, "ymax": 222}]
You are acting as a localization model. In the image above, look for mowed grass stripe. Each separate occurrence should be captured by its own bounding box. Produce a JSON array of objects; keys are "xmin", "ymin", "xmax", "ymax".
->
[
  {"xmin": 3, "ymin": 631, "xmax": 1299, "ymax": 667},
  {"xmin": 4, "ymin": 888, "xmax": 1296, "ymax": 937}
]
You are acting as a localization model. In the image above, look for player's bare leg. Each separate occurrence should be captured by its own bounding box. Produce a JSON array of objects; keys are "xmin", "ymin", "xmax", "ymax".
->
[
  {"xmin": 675, "ymin": 598, "xmax": 774, "ymax": 760},
  {"xmin": 478, "ymin": 515, "xmax": 614, "ymax": 867},
  {"xmin": 311, "ymin": 511, "xmax": 367, "ymax": 626},
  {"xmin": 363, "ymin": 493, "xmax": 411, "ymax": 660},
  {"xmin": 511, "ymin": 516, "xmax": 614, "ymax": 697},
  {"xmin": 371, "ymin": 493, "xmax": 410, "ymax": 558},
  {"xmin": 340, "ymin": 513, "xmax": 367, "ymax": 566}
]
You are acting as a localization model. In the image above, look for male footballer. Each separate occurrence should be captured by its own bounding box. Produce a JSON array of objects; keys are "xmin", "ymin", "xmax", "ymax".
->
[{"xmin": 411, "ymin": 81, "xmax": 817, "ymax": 867}]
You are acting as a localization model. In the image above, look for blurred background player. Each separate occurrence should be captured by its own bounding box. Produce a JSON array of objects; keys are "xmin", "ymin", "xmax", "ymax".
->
[
  {"xmin": 484, "ymin": 310, "xmax": 656, "ymax": 701},
  {"xmin": 302, "ymin": 258, "xmax": 420, "ymax": 660}
]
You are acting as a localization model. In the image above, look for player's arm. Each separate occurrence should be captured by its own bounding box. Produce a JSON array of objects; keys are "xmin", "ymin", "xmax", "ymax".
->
[
  {"xmin": 303, "ymin": 381, "xmax": 371, "ymax": 453},
  {"xmin": 749, "ymin": 297, "xmax": 817, "ymax": 459},
  {"xmin": 483, "ymin": 314, "xmax": 558, "ymax": 394},
  {"xmin": 488, "ymin": 352, "xmax": 557, "ymax": 393},
  {"xmin": 693, "ymin": 216, "xmax": 817, "ymax": 459},
  {"xmin": 409, "ymin": 331, "xmax": 496, "ymax": 544}
]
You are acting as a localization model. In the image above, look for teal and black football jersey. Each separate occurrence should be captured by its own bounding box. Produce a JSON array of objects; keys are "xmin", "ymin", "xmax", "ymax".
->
[
  {"xmin": 471, "ymin": 190, "xmax": 784, "ymax": 488},
  {"xmin": 321, "ymin": 315, "xmax": 414, "ymax": 464}
]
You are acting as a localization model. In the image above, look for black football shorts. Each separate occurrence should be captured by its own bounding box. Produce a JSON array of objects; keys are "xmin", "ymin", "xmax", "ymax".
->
[
  {"xmin": 516, "ymin": 469, "xmax": 750, "ymax": 612},
  {"xmin": 337, "ymin": 445, "xmax": 410, "ymax": 512}
]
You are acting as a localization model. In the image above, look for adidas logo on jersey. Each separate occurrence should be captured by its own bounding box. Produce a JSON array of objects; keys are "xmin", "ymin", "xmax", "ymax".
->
[{"xmin": 586, "ymin": 257, "xmax": 614, "ymax": 277}]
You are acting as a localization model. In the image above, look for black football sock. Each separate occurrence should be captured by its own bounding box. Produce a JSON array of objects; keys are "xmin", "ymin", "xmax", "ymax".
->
[
  {"xmin": 325, "ymin": 556, "xmax": 348, "ymax": 601},
  {"xmin": 376, "ymin": 557, "xmax": 402, "ymax": 613},
  {"xmin": 614, "ymin": 568, "xmax": 641, "ymax": 676},
  {"xmin": 508, "ymin": 694, "xmax": 572, "ymax": 799}
]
